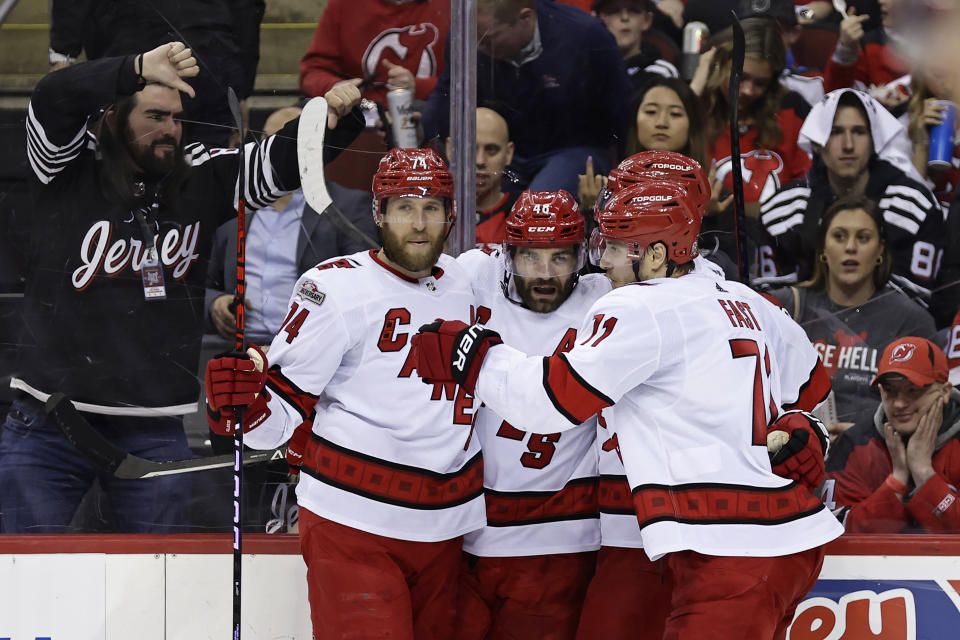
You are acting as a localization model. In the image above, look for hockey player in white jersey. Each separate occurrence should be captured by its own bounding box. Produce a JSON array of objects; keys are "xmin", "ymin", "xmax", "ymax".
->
[
  {"xmin": 204, "ymin": 148, "xmax": 484, "ymax": 640},
  {"xmin": 413, "ymin": 178, "xmax": 843, "ymax": 640},
  {"xmin": 582, "ymin": 151, "xmax": 727, "ymax": 640},
  {"xmin": 454, "ymin": 190, "xmax": 610, "ymax": 640}
]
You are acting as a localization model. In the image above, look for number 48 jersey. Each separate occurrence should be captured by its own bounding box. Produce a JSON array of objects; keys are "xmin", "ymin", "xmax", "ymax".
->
[{"xmin": 457, "ymin": 249, "xmax": 611, "ymax": 557}]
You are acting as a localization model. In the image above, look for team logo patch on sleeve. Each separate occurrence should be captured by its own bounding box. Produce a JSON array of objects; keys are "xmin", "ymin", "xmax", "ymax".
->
[{"xmin": 297, "ymin": 280, "xmax": 326, "ymax": 306}]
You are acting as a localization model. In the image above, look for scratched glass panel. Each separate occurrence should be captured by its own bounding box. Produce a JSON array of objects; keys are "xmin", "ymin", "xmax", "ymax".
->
[
  {"xmin": 0, "ymin": 0, "xmax": 449, "ymax": 536},
  {"xmin": 0, "ymin": 0, "xmax": 956, "ymax": 549}
]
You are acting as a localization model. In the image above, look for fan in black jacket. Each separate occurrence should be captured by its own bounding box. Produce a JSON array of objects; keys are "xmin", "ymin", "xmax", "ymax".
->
[
  {"xmin": 0, "ymin": 42, "xmax": 363, "ymax": 534},
  {"xmin": 760, "ymin": 89, "xmax": 946, "ymax": 303}
]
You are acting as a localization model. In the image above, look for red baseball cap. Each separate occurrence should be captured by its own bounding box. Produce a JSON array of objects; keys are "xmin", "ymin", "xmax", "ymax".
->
[{"xmin": 870, "ymin": 336, "xmax": 949, "ymax": 389}]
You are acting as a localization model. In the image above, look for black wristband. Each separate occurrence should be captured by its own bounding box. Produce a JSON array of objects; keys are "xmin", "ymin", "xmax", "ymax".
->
[
  {"xmin": 450, "ymin": 323, "xmax": 502, "ymax": 387},
  {"xmin": 135, "ymin": 54, "xmax": 145, "ymax": 84}
]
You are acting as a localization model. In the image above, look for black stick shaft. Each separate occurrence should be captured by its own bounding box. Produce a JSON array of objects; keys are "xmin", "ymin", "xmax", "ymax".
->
[
  {"xmin": 227, "ymin": 86, "xmax": 245, "ymax": 640},
  {"xmin": 728, "ymin": 14, "xmax": 749, "ymax": 284}
]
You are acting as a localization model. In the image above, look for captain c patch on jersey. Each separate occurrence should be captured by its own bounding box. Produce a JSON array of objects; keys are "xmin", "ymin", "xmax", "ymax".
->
[{"xmin": 297, "ymin": 280, "xmax": 326, "ymax": 306}]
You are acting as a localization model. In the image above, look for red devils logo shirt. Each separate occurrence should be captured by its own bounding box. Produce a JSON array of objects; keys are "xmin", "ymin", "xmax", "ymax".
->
[
  {"xmin": 361, "ymin": 24, "xmax": 440, "ymax": 84},
  {"xmin": 714, "ymin": 149, "xmax": 788, "ymax": 205}
]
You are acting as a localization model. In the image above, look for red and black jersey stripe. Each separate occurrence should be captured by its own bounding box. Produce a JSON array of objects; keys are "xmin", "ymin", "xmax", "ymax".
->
[
  {"xmin": 632, "ymin": 481, "xmax": 825, "ymax": 528},
  {"xmin": 300, "ymin": 433, "xmax": 484, "ymax": 510},
  {"xmin": 265, "ymin": 365, "xmax": 319, "ymax": 422},
  {"xmin": 542, "ymin": 353, "xmax": 613, "ymax": 425},
  {"xmin": 484, "ymin": 476, "xmax": 598, "ymax": 527},
  {"xmin": 784, "ymin": 358, "xmax": 832, "ymax": 413},
  {"xmin": 599, "ymin": 474, "xmax": 635, "ymax": 516}
]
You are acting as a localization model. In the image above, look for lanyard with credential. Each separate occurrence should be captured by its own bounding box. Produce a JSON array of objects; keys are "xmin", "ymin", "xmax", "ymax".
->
[{"xmin": 133, "ymin": 202, "xmax": 167, "ymax": 301}]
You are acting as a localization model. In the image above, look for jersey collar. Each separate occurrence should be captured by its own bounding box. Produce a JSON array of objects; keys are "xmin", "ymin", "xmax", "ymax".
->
[{"xmin": 369, "ymin": 249, "xmax": 444, "ymax": 283}]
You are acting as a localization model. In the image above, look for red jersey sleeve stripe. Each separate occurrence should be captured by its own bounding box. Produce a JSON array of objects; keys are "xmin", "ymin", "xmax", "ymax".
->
[
  {"xmin": 265, "ymin": 365, "xmax": 319, "ymax": 421},
  {"xmin": 542, "ymin": 353, "xmax": 613, "ymax": 425},
  {"xmin": 784, "ymin": 359, "xmax": 832, "ymax": 412}
]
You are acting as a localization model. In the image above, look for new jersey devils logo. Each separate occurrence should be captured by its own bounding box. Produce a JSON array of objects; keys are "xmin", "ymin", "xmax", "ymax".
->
[
  {"xmin": 362, "ymin": 23, "xmax": 440, "ymax": 82},
  {"xmin": 889, "ymin": 343, "xmax": 916, "ymax": 364},
  {"xmin": 715, "ymin": 150, "xmax": 785, "ymax": 204}
]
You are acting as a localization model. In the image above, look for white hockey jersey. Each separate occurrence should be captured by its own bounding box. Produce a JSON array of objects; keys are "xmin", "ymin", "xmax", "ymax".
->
[
  {"xmin": 457, "ymin": 249, "xmax": 611, "ymax": 556},
  {"xmin": 475, "ymin": 270, "xmax": 843, "ymax": 560},
  {"xmin": 597, "ymin": 255, "xmax": 729, "ymax": 549},
  {"xmin": 245, "ymin": 249, "xmax": 485, "ymax": 542}
]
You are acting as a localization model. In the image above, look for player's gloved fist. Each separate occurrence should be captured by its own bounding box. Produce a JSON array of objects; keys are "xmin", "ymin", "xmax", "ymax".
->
[
  {"xmin": 286, "ymin": 419, "xmax": 313, "ymax": 476},
  {"xmin": 768, "ymin": 410, "xmax": 830, "ymax": 490},
  {"xmin": 412, "ymin": 320, "xmax": 502, "ymax": 395},
  {"xmin": 204, "ymin": 344, "xmax": 268, "ymax": 412},
  {"xmin": 205, "ymin": 390, "xmax": 271, "ymax": 437}
]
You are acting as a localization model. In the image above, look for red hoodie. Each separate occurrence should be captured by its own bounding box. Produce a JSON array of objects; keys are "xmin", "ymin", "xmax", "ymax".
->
[{"xmin": 300, "ymin": 0, "xmax": 449, "ymax": 103}]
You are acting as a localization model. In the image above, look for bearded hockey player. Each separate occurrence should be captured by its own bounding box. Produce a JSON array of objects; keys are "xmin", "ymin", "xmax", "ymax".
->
[{"xmin": 414, "ymin": 178, "xmax": 842, "ymax": 640}]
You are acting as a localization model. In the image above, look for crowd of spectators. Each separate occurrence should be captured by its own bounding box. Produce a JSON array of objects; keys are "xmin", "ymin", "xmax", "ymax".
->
[{"xmin": 3, "ymin": 0, "xmax": 960, "ymax": 543}]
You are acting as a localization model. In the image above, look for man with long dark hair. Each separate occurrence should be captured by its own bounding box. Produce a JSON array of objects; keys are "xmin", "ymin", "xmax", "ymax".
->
[{"xmin": 0, "ymin": 42, "xmax": 363, "ymax": 534}]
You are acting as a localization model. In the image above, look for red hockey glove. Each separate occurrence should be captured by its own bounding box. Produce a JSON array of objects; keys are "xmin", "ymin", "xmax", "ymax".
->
[
  {"xmin": 412, "ymin": 320, "xmax": 503, "ymax": 395},
  {"xmin": 768, "ymin": 410, "xmax": 830, "ymax": 490},
  {"xmin": 205, "ymin": 344, "xmax": 268, "ymax": 412},
  {"xmin": 205, "ymin": 389, "xmax": 272, "ymax": 436},
  {"xmin": 286, "ymin": 418, "xmax": 313, "ymax": 477}
]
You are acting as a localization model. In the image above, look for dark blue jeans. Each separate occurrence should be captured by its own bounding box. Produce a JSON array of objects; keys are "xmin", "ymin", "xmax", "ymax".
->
[{"xmin": 0, "ymin": 397, "xmax": 193, "ymax": 533}]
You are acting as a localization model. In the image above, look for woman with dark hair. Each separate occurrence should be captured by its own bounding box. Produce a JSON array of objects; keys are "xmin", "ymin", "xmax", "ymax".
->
[
  {"xmin": 692, "ymin": 17, "xmax": 811, "ymax": 208},
  {"xmin": 768, "ymin": 195, "xmax": 936, "ymax": 439},
  {"xmin": 626, "ymin": 76, "xmax": 706, "ymax": 166},
  {"xmin": 578, "ymin": 76, "xmax": 705, "ymax": 208},
  {"xmin": 689, "ymin": 17, "xmax": 813, "ymax": 278}
]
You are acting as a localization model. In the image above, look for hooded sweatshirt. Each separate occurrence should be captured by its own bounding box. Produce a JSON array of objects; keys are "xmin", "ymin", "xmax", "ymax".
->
[{"xmin": 759, "ymin": 89, "xmax": 946, "ymax": 301}]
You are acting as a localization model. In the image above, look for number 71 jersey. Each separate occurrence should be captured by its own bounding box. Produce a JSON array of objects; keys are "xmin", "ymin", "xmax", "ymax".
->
[
  {"xmin": 457, "ymin": 249, "xmax": 611, "ymax": 557},
  {"xmin": 475, "ymin": 271, "xmax": 843, "ymax": 561}
]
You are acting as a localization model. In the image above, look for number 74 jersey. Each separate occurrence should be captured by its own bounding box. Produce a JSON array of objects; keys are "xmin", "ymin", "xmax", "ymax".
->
[{"xmin": 474, "ymin": 271, "xmax": 843, "ymax": 561}]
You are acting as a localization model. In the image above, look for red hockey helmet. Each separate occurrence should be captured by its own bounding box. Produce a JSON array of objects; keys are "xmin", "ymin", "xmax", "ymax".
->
[
  {"xmin": 371, "ymin": 148, "xmax": 455, "ymax": 223},
  {"xmin": 590, "ymin": 180, "xmax": 701, "ymax": 266},
  {"xmin": 504, "ymin": 190, "xmax": 585, "ymax": 247},
  {"xmin": 502, "ymin": 190, "xmax": 587, "ymax": 277},
  {"xmin": 601, "ymin": 151, "xmax": 709, "ymax": 215}
]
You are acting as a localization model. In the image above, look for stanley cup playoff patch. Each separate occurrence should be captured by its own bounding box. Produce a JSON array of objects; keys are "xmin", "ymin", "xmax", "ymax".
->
[{"xmin": 297, "ymin": 279, "xmax": 326, "ymax": 306}]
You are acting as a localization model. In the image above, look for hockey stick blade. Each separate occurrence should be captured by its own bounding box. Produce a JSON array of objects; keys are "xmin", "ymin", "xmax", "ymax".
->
[
  {"xmin": 298, "ymin": 97, "xmax": 333, "ymax": 215},
  {"xmin": 45, "ymin": 393, "xmax": 284, "ymax": 479}
]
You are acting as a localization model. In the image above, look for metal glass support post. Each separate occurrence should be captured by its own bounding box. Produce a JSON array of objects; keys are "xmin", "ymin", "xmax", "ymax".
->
[{"xmin": 448, "ymin": 0, "xmax": 477, "ymax": 256}]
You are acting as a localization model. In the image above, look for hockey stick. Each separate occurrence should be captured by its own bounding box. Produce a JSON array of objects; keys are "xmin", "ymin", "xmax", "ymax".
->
[
  {"xmin": 728, "ymin": 13, "xmax": 750, "ymax": 284},
  {"xmin": 226, "ymin": 86, "xmax": 247, "ymax": 640},
  {"xmin": 298, "ymin": 97, "xmax": 333, "ymax": 216},
  {"xmin": 44, "ymin": 393, "xmax": 285, "ymax": 478},
  {"xmin": 298, "ymin": 96, "xmax": 379, "ymax": 249}
]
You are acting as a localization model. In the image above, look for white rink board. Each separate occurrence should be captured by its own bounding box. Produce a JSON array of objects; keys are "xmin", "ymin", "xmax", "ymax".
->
[
  {"xmin": 0, "ymin": 554, "xmax": 106, "ymax": 640},
  {"xmin": 107, "ymin": 555, "xmax": 165, "ymax": 640},
  {"xmin": 3, "ymin": 546, "xmax": 960, "ymax": 639},
  {"xmin": 0, "ymin": 553, "xmax": 311, "ymax": 640}
]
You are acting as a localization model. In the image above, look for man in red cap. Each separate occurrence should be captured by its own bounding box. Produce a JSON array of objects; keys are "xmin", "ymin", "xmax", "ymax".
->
[{"xmin": 823, "ymin": 336, "xmax": 960, "ymax": 533}]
